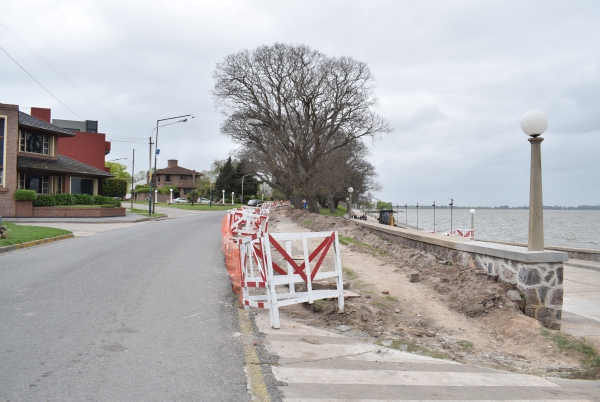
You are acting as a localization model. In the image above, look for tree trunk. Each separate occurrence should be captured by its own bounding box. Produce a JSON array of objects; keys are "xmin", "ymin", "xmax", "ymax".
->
[
  {"xmin": 290, "ymin": 195, "xmax": 303, "ymax": 210},
  {"xmin": 328, "ymin": 194, "xmax": 336, "ymax": 213},
  {"xmin": 307, "ymin": 196, "xmax": 319, "ymax": 214}
]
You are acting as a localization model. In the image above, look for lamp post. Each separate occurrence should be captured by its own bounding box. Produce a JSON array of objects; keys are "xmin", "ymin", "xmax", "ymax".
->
[
  {"xmin": 449, "ymin": 198, "xmax": 454, "ymax": 233},
  {"xmin": 431, "ymin": 201, "xmax": 436, "ymax": 233},
  {"xmin": 348, "ymin": 187, "xmax": 354, "ymax": 218},
  {"xmin": 405, "ymin": 204, "xmax": 408, "ymax": 225},
  {"xmin": 415, "ymin": 202, "xmax": 419, "ymax": 229},
  {"xmin": 169, "ymin": 188, "xmax": 173, "ymax": 204},
  {"xmin": 222, "ymin": 189, "xmax": 225, "ymax": 204},
  {"xmin": 470, "ymin": 209, "xmax": 475, "ymax": 238},
  {"xmin": 241, "ymin": 174, "xmax": 250, "ymax": 206},
  {"xmin": 231, "ymin": 192, "xmax": 234, "ymax": 205},
  {"xmin": 152, "ymin": 114, "xmax": 193, "ymax": 214},
  {"xmin": 521, "ymin": 109, "xmax": 548, "ymax": 251},
  {"xmin": 149, "ymin": 115, "xmax": 193, "ymax": 214},
  {"xmin": 154, "ymin": 189, "xmax": 158, "ymax": 207}
]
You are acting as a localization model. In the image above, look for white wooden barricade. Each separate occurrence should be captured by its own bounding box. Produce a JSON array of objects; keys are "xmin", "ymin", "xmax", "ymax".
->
[
  {"xmin": 239, "ymin": 230, "xmax": 344, "ymax": 329},
  {"xmin": 449, "ymin": 229, "xmax": 475, "ymax": 240}
]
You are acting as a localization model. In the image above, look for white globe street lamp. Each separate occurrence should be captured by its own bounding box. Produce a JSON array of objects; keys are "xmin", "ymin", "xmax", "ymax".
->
[
  {"xmin": 231, "ymin": 192, "xmax": 235, "ymax": 205},
  {"xmin": 170, "ymin": 188, "xmax": 173, "ymax": 204},
  {"xmin": 222, "ymin": 190, "xmax": 225, "ymax": 204},
  {"xmin": 348, "ymin": 187, "xmax": 354, "ymax": 218},
  {"xmin": 521, "ymin": 109, "xmax": 548, "ymax": 251},
  {"xmin": 470, "ymin": 208, "xmax": 475, "ymax": 230}
]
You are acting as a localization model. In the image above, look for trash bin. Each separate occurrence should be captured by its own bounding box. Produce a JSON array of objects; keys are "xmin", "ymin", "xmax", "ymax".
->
[{"xmin": 379, "ymin": 209, "xmax": 394, "ymax": 225}]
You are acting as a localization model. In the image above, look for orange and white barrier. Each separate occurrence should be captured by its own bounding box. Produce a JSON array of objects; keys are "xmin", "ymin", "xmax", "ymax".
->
[
  {"xmin": 449, "ymin": 229, "xmax": 475, "ymax": 240},
  {"xmin": 239, "ymin": 230, "xmax": 344, "ymax": 329}
]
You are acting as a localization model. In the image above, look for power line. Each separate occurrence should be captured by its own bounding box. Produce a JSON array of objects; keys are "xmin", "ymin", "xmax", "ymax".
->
[
  {"xmin": 0, "ymin": 20, "xmax": 145, "ymax": 139},
  {"xmin": 0, "ymin": 45, "xmax": 83, "ymax": 120}
]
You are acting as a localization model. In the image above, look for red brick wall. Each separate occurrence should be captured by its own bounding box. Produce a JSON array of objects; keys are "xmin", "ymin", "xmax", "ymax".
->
[
  {"xmin": 0, "ymin": 104, "xmax": 19, "ymax": 217},
  {"xmin": 57, "ymin": 131, "xmax": 109, "ymax": 171},
  {"xmin": 32, "ymin": 207, "xmax": 126, "ymax": 218}
]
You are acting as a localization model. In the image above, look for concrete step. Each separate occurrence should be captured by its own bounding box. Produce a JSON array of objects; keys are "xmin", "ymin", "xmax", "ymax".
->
[{"xmin": 253, "ymin": 312, "xmax": 599, "ymax": 401}]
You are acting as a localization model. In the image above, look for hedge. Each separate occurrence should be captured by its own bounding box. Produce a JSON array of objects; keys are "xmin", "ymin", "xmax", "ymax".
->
[
  {"xmin": 100, "ymin": 178, "xmax": 128, "ymax": 198},
  {"xmin": 33, "ymin": 195, "xmax": 57, "ymax": 207},
  {"xmin": 14, "ymin": 189, "xmax": 37, "ymax": 201},
  {"xmin": 54, "ymin": 193, "xmax": 76, "ymax": 205}
]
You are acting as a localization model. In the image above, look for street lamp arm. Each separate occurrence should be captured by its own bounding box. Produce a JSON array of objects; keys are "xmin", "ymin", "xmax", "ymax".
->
[{"xmin": 157, "ymin": 114, "xmax": 194, "ymax": 124}]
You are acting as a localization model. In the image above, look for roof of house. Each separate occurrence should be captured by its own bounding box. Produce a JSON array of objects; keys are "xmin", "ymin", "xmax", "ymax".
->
[
  {"xmin": 17, "ymin": 154, "xmax": 113, "ymax": 177},
  {"xmin": 19, "ymin": 112, "xmax": 76, "ymax": 136},
  {"xmin": 156, "ymin": 165, "xmax": 203, "ymax": 176}
]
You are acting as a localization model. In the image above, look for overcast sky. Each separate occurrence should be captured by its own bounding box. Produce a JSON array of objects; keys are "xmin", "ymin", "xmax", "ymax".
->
[{"xmin": 2, "ymin": 0, "xmax": 598, "ymax": 207}]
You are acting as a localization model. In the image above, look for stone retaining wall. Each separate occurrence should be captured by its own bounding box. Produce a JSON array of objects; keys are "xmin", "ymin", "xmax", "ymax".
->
[{"xmin": 353, "ymin": 220, "xmax": 568, "ymax": 330}]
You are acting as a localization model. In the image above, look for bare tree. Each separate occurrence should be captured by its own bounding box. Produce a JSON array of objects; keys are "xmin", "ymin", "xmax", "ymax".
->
[{"xmin": 212, "ymin": 43, "xmax": 392, "ymax": 212}]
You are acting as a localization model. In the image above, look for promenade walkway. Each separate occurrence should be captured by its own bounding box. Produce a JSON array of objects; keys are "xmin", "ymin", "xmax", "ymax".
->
[{"xmin": 255, "ymin": 313, "xmax": 600, "ymax": 401}]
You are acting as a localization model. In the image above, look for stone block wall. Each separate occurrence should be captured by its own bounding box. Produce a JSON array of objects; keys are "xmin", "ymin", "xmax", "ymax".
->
[{"xmin": 363, "ymin": 226, "xmax": 563, "ymax": 330}]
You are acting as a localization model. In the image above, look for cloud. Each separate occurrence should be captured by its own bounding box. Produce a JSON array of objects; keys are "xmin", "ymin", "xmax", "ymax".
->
[{"xmin": 1, "ymin": 0, "xmax": 598, "ymax": 206}]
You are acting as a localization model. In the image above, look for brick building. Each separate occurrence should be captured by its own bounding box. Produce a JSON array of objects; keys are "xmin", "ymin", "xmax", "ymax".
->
[
  {"xmin": 0, "ymin": 103, "xmax": 113, "ymax": 217},
  {"xmin": 155, "ymin": 159, "xmax": 203, "ymax": 198},
  {"xmin": 28, "ymin": 107, "xmax": 112, "ymax": 172}
]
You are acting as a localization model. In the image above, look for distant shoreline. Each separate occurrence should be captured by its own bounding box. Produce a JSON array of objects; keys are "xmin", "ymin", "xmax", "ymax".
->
[{"xmin": 387, "ymin": 205, "xmax": 600, "ymax": 210}]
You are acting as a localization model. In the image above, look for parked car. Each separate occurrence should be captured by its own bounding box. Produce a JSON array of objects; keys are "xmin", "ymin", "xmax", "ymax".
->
[
  {"xmin": 197, "ymin": 198, "xmax": 211, "ymax": 204},
  {"xmin": 248, "ymin": 199, "xmax": 263, "ymax": 206},
  {"xmin": 174, "ymin": 197, "xmax": 188, "ymax": 203}
]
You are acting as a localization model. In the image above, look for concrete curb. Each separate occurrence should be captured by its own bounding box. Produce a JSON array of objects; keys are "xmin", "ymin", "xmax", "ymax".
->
[
  {"xmin": 0, "ymin": 233, "xmax": 74, "ymax": 255},
  {"xmin": 2, "ymin": 215, "xmax": 166, "ymax": 224}
]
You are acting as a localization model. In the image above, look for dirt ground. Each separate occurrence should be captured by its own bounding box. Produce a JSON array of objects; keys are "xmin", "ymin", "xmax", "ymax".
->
[{"xmin": 268, "ymin": 207, "xmax": 598, "ymax": 379}]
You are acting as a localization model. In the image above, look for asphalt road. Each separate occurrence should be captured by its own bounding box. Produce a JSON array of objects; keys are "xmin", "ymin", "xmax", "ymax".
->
[{"xmin": 0, "ymin": 211, "xmax": 250, "ymax": 401}]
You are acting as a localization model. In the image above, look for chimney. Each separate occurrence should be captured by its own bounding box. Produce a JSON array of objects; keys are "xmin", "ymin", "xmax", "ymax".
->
[
  {"xmin": 168, "ymin": 159, "xmax": 178, "ymax": 168},
  {"xmin": 31, "ymin": 107, "xmax": 51, "ymax": 123}
]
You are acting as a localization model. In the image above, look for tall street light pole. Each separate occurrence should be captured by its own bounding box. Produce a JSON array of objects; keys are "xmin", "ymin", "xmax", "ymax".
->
[
  {"xmin": 521, "ymin": 109, "xmax": 548, "ymax": 251},
  {"xmin": 415, "ymin": 202, "xmax": 419, "ymax": 229},
  {"xmin": 431, "ymin": 201, "xmax": 436, "ymax": 233},
  {"xmin": 152, "ymin": 114, "xmax": 194, "ymax": 214},
  {"xmin": 449, "ymin": 198, "xmax": 454, "ymax": 233}
]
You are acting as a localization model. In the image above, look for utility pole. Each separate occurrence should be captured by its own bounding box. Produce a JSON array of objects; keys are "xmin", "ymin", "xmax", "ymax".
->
[
  {"xmin": 131, "ymin": 149, "xmax": 135, "ymax": 210},
  {"xmin": 148, "ymin": 136, "xmax": 154, "ymax": 216}
]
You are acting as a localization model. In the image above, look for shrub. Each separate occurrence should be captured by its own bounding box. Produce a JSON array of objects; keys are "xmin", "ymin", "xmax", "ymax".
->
[
  {"xmin": 0, "ymin": 224, "xmax": 8, "ymax": 239},
  {"xmin": 158, "ymin": 185, "xmax": 178, "ymax": 195},
  {"xmin": 73, "ymin": 194, "xmax": 95, "ymax": 205},
  {"xmin": 135, "ymin": 186, "xmax": 150, "ymax": 194},
  {"xmin": 54, "ymin": 193, "xmax": 75, "ymax": 205},
  {"xmin": 100, "ymin": 178, "xmax": 127, "ymax": 198},
  {"xmin": 14, "ymin": 189, "xmax": 37, "ymax": 201},
  {"xmin": 34, "ymin": 195, "xmax": 56, "ymax": 207}
]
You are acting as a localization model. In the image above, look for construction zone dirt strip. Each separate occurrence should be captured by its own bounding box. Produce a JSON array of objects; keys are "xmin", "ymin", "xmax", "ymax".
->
[{"xmin": 271, "ymin": 207, "xmax": 600, "ymax": 380}]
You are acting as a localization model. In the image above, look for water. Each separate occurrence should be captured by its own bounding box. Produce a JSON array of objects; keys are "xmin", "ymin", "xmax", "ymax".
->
[{"xmin": 391, "ymin": 209, "xmax": 600, "ymax": 251}]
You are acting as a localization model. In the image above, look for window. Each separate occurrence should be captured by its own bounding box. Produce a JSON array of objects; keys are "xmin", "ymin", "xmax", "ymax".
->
[
  {"xmin": 0, "ymin": 118, "xmax": 4, "ymax": 186},
  {"xmin": 165, "ymin": 175, "xmax": 171, "ymax": 182},
  {"xmin": 19, "ymin": 131, "xmax": 51, "ymax": 155},
  {"xmin": 180, "ymin": 175, "xmax": 188, "ymax": 180},
  {"xmin": 18, "ymin": 173, "xmax": 50, "ymax": 194},
  {"xmin": 71, "ymin": 177, "xmax": 94, "ymax": 195}
]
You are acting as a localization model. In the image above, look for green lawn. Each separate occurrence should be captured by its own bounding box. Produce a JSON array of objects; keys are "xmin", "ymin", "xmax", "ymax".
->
[
  {"xmin": 128, "ymin": 208, "xmax": 167, "ymax": 218},
  {"xmin": 319, "ymin": 206, "xmax": 347, "ymax": 217},
  {"xmin": 0, "ymin": 222, "xmax": 72, "ymax": 247},
  {"xmin": 130, "ymin": 201, "xmax": 241, "ymax": 211}
]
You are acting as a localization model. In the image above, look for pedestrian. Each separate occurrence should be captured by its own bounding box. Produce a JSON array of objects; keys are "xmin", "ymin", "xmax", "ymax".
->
[{"xmin": 302, "ymin": 199, "xmax": 307, "ymax": 209}]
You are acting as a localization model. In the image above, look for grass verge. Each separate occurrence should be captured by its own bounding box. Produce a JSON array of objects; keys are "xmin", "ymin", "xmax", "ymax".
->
[
  {"xmin": 319, "ymin": 206, "xmax": 347, "ymax": 217},
  {"xmin": 384, "ymin": 340, "xmax": 451, "ymax": 360},
  {"xmin": 541, "ymin": 328, "xmax": 600, "ymax": 378},
  {"xmin": 129, "ymin": 208, "xmax": 167, "ymax": 218},
  {"xmin": 0, "ymin": 223, "xmax": 71, "ymax": 247}
]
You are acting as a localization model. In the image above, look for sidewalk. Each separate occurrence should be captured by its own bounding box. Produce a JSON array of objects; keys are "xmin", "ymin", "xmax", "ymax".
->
[
  {"xmin": 562, "ymin": 260, "xmax": 600, "ymax": 348},
  {"xmin": 254, "ymin": 312, "xmax": 600, "ymax": 401},
  {"xmin": 3, "ymin": 210, "xmax": 152, "ymax": 224}
]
